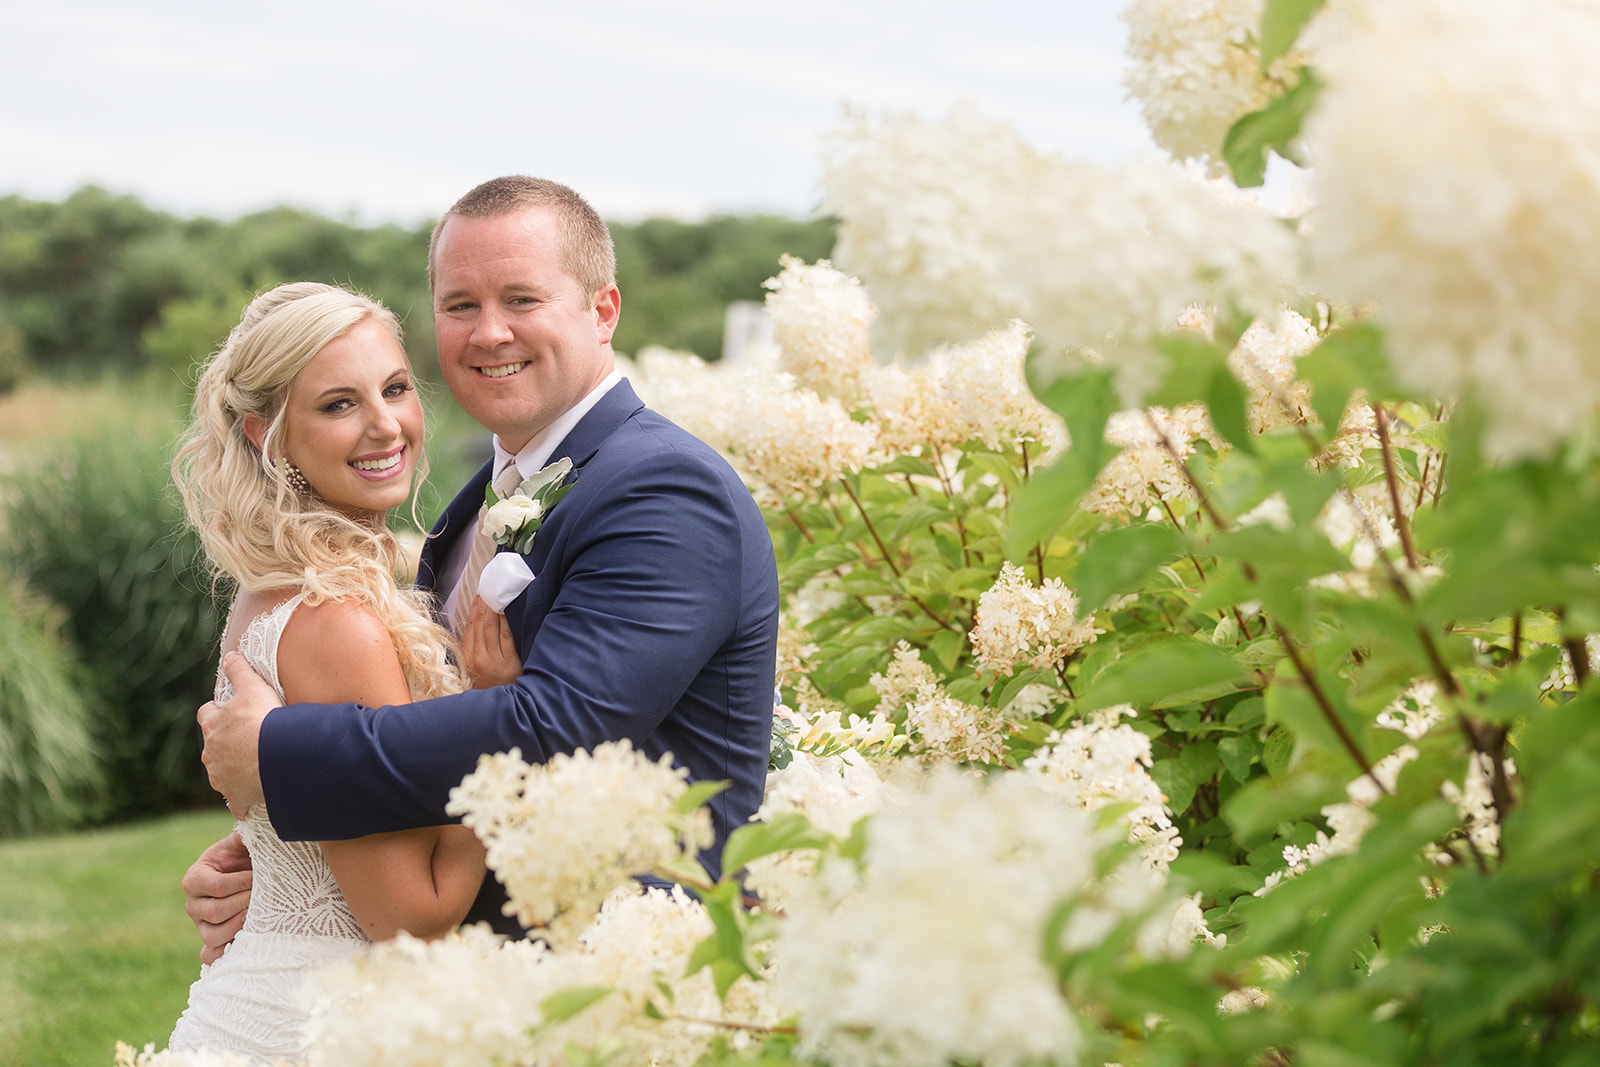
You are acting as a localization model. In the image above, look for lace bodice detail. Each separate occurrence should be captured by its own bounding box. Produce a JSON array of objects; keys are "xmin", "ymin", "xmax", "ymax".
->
[
  {"xmin": 220, "ymin": 595, "xmax": 365, "ymax": 943},
  {"xmin": 168, "ymin": 594, "xmax": 368, "ymax": 1063}
]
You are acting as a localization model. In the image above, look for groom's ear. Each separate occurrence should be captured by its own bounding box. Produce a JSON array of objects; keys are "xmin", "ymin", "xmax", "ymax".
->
[
  {"xmin": 242, "ymin": 413, "xmax": 268, "ymax": 455},
  {"xmin": 593, "ymin": 284, "xmax": 620, "ymax": 346}
]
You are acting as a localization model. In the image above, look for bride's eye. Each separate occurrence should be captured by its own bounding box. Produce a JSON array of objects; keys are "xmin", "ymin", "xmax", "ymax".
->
[{"xmin": 383, "ymin": 381, "xmax": 414, "ymax": 399}]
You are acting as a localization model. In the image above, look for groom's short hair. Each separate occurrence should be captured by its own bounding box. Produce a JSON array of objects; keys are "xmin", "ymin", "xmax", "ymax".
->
[{"xmin": 427, "ymin": 175, "xmax": 616, "ymax": 301}]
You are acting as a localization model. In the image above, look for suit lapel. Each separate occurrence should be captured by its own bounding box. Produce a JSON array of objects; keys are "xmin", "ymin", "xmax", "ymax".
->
[
  {"xmin": 549, "ymin": 379, "xmax": 646, "ymax": 470},
  {"xmin": 417, "ymin": 380, "xmax": 645, "ymax": 594}
]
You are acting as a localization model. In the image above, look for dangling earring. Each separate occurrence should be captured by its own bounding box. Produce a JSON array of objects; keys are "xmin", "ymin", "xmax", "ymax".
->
[{"xmin": 277, "ymin": 456, "xmax": 310, "ymax": 494}]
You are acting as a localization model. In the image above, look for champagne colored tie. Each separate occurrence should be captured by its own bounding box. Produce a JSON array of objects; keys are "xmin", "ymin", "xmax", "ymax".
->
[{"xmin": 454, "ymin": 460, "xmax": 524, "ymax": 634}]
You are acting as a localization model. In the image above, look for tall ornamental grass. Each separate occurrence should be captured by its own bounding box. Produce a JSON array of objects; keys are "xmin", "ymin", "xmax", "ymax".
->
[
  {"xmin": 0, "ymin": 575, "xmax": 104, "ymax": 834},
  {"xmin": 4, "ymin": 387, "xmax": 224, "ymax": 822}
]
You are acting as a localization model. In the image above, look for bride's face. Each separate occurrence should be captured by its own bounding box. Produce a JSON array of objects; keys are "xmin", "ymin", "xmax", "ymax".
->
[{"xmin": 279, "ymin": 317, "xmax": 424, "ymax": 521}]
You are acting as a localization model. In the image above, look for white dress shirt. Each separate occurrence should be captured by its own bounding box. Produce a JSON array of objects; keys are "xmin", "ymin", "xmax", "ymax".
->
[{"xmin": 439, "ymin": 369, "xmax": 622, "ymax": 628}]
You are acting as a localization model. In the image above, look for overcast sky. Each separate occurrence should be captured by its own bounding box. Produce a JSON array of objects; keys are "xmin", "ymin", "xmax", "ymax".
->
[{"xmin": 0, "ymin": 0, "xmax": 1149, "ymax": 225}]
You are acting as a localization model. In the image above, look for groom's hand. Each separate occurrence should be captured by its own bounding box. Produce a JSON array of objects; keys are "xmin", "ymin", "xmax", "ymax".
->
[
  {"xmin": 198, "ymin": 651, "xmax": 281, "ymax": 811},
  {"xmin": 182, "ymin": 831, "xmax": 253, "ymax": 965}
]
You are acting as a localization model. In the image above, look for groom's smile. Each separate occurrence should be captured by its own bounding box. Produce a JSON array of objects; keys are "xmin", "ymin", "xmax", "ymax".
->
[{"xmin": 478, "ymin": 361, "xmax": 529, "ymax": 379}]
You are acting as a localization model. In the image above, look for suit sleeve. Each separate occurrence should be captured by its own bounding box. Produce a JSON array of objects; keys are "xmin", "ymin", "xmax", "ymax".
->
[{"xmin": 259, "ymin": 441, "xmax": 751, "ymax": 840}]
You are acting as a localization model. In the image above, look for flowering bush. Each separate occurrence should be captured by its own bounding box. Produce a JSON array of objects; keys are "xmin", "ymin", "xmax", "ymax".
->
[{"xmin": 128, "ymin": 1, "xmax": 1600, "ymax": 1063}]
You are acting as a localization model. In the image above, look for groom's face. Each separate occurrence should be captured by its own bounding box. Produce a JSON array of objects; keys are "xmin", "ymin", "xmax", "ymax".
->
[{"xmin": 432, "ymin": 206, "xmax": 621, "ymax": 452}]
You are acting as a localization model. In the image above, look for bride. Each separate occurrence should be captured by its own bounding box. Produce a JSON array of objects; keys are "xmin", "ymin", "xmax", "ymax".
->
[{"xmin": 164, "ymin": 282, "xmax": 515, "ymax": 1061}]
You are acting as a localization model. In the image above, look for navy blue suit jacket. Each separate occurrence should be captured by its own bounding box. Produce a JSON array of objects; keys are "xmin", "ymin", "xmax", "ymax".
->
[{"xmin": 258, "ymin": 380, "xmax": 779, "ymax": 933}]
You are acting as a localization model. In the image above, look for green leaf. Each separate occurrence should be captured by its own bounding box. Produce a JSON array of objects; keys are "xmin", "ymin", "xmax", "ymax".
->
[
  {"xmin": 1222, "ymin": 68, "xmax": 1320, "ymax": 187},
  {"xmin": 1207, "ymin": 361, "xmax": 1257, "ymax": 454},
  {"xmin": 876, "ymin": 454, "xmax": 939, "ymax": 478},
  {"xmin": 1149, "ymin": 331, "xmax": 1233, "ymax": 410},
  {"xmin": 1262, "ymin": 725, "xmax": 1294, "ymax": 774},
  {"xmin": 1218, "ymin": 734, "xmax": 1259, "ymax": 784},
  {"xmin": 1261, "ymin": 0, "xmax": 1326, "ymax": 67},
  {"xmin": 1074, "ymin": 522, "xmax": 1185, "ymax": 612},
  {"xmin": 1222, "ymin": 765, "xmax": 1344, "ymax": 844},
  {"xmin": 1297, "ymin": 323, "xmax": 1386, "ymax": 436},
  {"xmin": 1150, "ymin": 757, "xmax": 1199, "ymax": 812},
  {"xmin": 539, "ymin": 986, "xmax": 612, "ymax": 1023},
  {"xmin": 671, "ymin": 778, "xmax": 729, "ymax": 815},
  {"xmin": 1078, "ymin": 635, "xmax": 1252, "ymax": 712},
  {"xmin": 722, "ymin": 813, "xmax": 831, "ymax": 875},
  {"xmin": 1008, "ymin": 368, "xmax": 1116, "ymax": 553}
]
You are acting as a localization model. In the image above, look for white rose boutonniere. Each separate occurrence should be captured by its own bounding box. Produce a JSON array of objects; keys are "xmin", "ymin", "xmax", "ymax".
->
[{"xmin": 483, "ymin": 457, "xmax": 577, "ymax": 555}]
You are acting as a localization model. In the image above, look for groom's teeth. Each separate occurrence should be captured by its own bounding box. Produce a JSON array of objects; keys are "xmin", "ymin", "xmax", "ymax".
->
[
  {"xmin": 481, "ymin": 362, "xmax": 528, "ymax": 379},
  {"xmin": 353, "ymin": 454, "xmax": 400, "ymax": 472}
]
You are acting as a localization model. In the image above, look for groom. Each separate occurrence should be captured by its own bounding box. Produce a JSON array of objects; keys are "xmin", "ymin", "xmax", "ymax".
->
[{"xmin": 186, "ymin": 176, "xmax": 780, "ymax": 948}]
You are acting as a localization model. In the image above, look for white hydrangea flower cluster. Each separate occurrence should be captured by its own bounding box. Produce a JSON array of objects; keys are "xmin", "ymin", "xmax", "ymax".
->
[
  {"xmin": 862, "ymin": 359, "xmax": 968, "ymax": 457},
  {"xmin": 555, "ymin": 886, "xmax": 784, "ymax": 1067},
  {"xmin": 446, "ymin": 742, "xmax": 713, "ymax": 945},
  {"xmin": 1084, "ymin": 404, "xmax": 1218, "ymax": 522},
  {"xmin": 867, "ymin": 640, "xmax": 939, "ymax": 716},
  {"xmin": 114, "ymin": 1044, "xmax": 266, "ymax": 1067},
  {"xmin": 1228, "ymin": 308, "xmax": 1322, "ymax": 432},
  {"xmin": 620, "ymin": 344, "xmax": 767, "ymax": 456},
  {"xmin": 301, "ymin": 890, "xmax": 777, "ymax": 1067},
  {"xmin": 1022, "ymin": 706, "xmax": 1182, "ymax": 874},
  {"xmin": 774, "ymin": 769, "xmax": 1099, "ymax": 1067},
  {"xmin": 862, "ymin": 321, "xmax": 1066, "ymax": 461},
  {"xmin": 821, "ymin": 105, "xmax": 1037, "ymax": 359},
  {"xmin": 746, "ymin": 749, "xmax": 895, "ymax": 911},
  {"xmin": 785, "ymin": 574, "xmax": 850, "ymax": 627},
  {"xmin": 733, "ymin": 372, "xmax": 878, "ymax": 500},
  {"xmin": 822, "ymin": 107, "xmax": 1298, "ymax": 399},
  {"xmin": 904, "ymin": 679, "xmax": 1023, "ymax": 766},
  {"xmin": 1122, "ymin": 0, "xmax": 1312, "ymax": 175},
  {"xmin": 302, "ymin": 926, "xmax": 552, "ymax": 1067},
  {"xmin": 930, "ymin": 321, "xmax": 1067, "ymax": 456},
  {"xmin": 764, "ymin": 255, "xmax": 877, "ymax": 407},
  {"xmin": 1306, "ymin": 0, "xmax": 1600, "ymax": 459},
  {"xmin": 969, "ymin": 561, "xmax": 1099, "ymax": 674}
]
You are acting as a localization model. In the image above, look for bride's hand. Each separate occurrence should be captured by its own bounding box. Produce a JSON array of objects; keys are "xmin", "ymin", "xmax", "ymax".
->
[{"xmin": 460, "ymin": 598, "xmax": 521, "ymax": 688}]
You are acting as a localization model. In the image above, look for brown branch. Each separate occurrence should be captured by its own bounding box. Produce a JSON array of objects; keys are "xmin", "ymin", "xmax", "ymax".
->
[
  {"xmin": 782, "ymin": 502, "xmax": 816, "ymax": 544},
  {"xmin": 1371, "ymin": 402, "xmax": 1420, "ymax": 570},
  {"xmin": 838, "ymin": 477, "xmax": 901, "ymax": 578},
  {"xmin": 1144, "ymin": 410, "xmax": 1230, "ymax": 530},
  {"xmin": 1273, "ymin": 620, "xmax": 1386, "ymax": 794}
]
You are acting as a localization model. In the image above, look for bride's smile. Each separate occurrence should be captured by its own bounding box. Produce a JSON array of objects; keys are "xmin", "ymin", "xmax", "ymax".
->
[{"xmin": 275, "ymin": 316, "xmax": 424, "ymax": 521}]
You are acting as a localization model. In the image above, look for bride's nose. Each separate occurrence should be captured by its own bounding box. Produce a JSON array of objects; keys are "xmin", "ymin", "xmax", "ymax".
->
[{"xmin": 366, "ymin": 402, "xmax": 402, "ymax": 440}]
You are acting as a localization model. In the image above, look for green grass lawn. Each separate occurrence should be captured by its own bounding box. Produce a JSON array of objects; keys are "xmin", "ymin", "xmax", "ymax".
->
[{"xmin": 0, "ymin": 809, "xmax": 237, "ymax": 1066}]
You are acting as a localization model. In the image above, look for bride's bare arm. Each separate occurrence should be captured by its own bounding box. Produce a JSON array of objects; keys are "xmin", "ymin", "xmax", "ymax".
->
[{"xmin": 277, "ymin": 599, "xmax": 486, "ymax": 941}]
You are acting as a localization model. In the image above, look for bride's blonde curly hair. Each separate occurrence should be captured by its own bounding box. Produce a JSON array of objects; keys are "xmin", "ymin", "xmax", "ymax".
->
[{"xmin": 173, "ymin": 282, "xmax": 465, "ymax": 700}]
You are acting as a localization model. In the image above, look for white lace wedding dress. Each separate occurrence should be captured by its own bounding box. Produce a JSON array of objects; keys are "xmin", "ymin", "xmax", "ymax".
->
[{"xmin": 168, "ymin": 594, "xmax": 369, "ymax": 1062}]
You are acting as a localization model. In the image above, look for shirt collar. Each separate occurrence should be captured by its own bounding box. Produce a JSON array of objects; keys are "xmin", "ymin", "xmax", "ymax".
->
[{"xmin": 492, "ymin": 369, "xmax": 622, "ymax": 481}]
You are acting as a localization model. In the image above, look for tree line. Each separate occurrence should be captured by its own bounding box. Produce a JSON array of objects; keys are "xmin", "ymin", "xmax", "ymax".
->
[{"xmin": 0, "ymin": 186, "xmax": 836, "ymax": 391}]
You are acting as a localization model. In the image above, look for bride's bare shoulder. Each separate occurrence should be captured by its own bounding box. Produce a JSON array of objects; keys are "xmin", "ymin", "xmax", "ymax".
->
[{"xmin": 275, "ymin": 597, "xmax": 409, "ymax": 706}]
